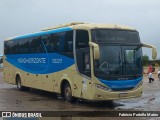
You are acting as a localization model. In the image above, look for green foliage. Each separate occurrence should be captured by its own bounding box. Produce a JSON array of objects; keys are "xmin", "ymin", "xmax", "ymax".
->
[
  {"xmin": 150, "ymin": 60, "xmax": 160, "ymax": 67},
  {"xmin": 142, "ymin": 55, "xmax": 149, "ymax": 66}
]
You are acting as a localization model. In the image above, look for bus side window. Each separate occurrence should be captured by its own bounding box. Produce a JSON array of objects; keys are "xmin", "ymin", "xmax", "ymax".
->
[
  {"xmin": 76, "ymin": 30, "xmax": 89, "ymax": 49},
  {"xmin": 64, "ymin": 31, "xmax": 73, "ymax": 52}
]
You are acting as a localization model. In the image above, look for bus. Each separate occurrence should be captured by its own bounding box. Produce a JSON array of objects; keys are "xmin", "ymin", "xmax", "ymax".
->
[{"xmin": 3, "ymin": 22, "xmax": 157, "ymax": 102}]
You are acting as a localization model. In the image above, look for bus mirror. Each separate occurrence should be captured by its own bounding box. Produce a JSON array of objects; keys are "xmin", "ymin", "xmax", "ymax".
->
[
  {"xmin": 89, "ymin": 42, "xmax": 100, "ymax": 60},
  {"xmin": 142, "ymin": 43, "xmax": 157, "ymax": 60}
]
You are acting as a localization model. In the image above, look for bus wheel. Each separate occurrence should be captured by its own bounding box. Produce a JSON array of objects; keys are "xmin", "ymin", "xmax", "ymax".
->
[
  {"xmin": 16, "ymin": 76, "xmax": 26, "ymax": 91},
  {"xmin": 63, "ymin": 83, "xmax": 75, "ymax": 103}
]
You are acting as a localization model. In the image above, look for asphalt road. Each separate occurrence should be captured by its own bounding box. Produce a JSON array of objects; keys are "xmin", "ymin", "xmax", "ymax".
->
[{"xmin": 0, "ymin": 71, "xmax": 160, "ymax": 120}]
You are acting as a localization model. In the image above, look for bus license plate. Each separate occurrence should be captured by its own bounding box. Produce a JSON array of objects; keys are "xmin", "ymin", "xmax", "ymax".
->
[{"xmin": 119, "ymin": 93, "xmax": 128, "ymax": 97}]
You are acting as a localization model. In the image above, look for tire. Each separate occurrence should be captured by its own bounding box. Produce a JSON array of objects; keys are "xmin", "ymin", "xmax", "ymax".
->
[
  {"xmin": 158, "ymin": 74, "xmax": 160, "ymax": 80},
  {"xmin": 63, "ymin": 82, "xmax": 75, "ymax": 103},
  {"xmin": 16, "ymin": 76, "xmax": 27, "ymax": 91}
]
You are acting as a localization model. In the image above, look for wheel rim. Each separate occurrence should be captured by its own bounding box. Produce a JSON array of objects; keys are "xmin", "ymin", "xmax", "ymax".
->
[
  {"xmin": 17, "ymin": 79, "xmax": 21, "ymax": 89},
  {"xmin": 65, "ymin": 86, "xmax": 72, "ymax": 101}
]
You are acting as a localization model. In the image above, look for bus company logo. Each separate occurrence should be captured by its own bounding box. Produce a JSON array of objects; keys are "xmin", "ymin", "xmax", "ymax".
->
[
  {"xmin": 2, "ymin": 112, "xmax": 11, "ymax": 117},
  {"xmin": 18, "ymin": 58, "xmax": 46, "ymax": 64}
]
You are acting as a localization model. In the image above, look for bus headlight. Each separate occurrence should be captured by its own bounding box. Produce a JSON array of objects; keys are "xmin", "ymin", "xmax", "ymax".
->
[
  {"xmin": 134, "ymin": 81, "xmax": 143, "ymax": 90},
  {"xmin": 94, "ymin": 83, "xmax": 111, "ymax": 91}
]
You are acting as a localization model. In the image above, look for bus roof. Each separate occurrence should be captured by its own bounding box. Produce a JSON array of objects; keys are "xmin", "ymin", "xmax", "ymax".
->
[
  {"xmin": 43, "ymin": 22, "xmax": 136, "ymax": 31},
  {"xmin": 5, "ymin": 22, "xmax": 136, "ymax": 41}
]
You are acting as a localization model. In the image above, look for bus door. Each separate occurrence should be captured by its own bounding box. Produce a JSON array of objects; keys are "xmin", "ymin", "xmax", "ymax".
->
[
  {"xmin": 75, "ymin": 48, "xmax": 91, "ymax": 98},
  {"xmin": 75, "ymin": 30, "xmax": 91, "ymax": 98}
]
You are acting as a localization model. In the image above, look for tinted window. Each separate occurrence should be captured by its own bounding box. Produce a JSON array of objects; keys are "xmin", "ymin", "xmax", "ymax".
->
[
  {"xmin": 4, "ymin": 40, "xmax": 13, "ymax": 54},
  {"xmin": 30, "ymin": 36, "xmax": 45, "ymax": 53},
  {"xmin": 64, "ymin": 31, "xmax": 73, "ymax": 52},
  {"xmin": 43, "ymin": 31, "xmax": 73, "ymax": 52},
  {"xmin": 76, "ymin": 30, "xmax": 89, "ymax": 49},
  {"xmin": 4, "ymin": 31, "xmax": 73, "ymax": 54},
  {"xmin": 4, "ymin": 37, "xmax": 45, "ymax": 54}
]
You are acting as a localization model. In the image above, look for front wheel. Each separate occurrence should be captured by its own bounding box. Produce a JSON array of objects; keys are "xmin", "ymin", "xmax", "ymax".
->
[{"xmin": 63, "ymin": 83, "xmax": 76, "ymax": 103}]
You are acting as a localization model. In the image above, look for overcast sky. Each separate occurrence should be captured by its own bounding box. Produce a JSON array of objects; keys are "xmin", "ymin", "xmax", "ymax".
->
[{"xmin": 0, "ymin": 0, "xmax": 160, "ymax": 59}]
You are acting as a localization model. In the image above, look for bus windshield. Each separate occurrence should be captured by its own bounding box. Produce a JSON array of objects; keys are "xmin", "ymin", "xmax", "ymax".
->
[
  {"xmin": 94, "ymin": 45, "xmax": 143, "ymax": 79},
  {"xmin": 92, "ymin": 29, "xmax": 143, "ymax": 80}
]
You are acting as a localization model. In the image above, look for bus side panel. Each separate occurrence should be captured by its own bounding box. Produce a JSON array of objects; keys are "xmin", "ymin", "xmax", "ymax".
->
[
  {"xmin": 81, "ymin": 77, "xmax": 92, "ymax": 100},
  {"xmin": 23, "ymin": 73, "xmax": 41, "ymax": 89},
  {"xmin": 56, "ymin": 69, "xmax": 74, "ymax": 94},
  {"xmin": 53, "ymin": 72, "xmax": 59, "ymax": 93},
  {"xmin": 3, "ymin": 58, "xmax": 15, "ymax": 84},
  {"xmin": 55, "ymin": 66, "xmax": 76, "ymax": 95},
  {"xmin": 73, "ymin": 73, "xmax": 83, "ymax": 98},
  {"xmin": 41, "ymin": 74, "xmax": 54, "ymax": 92}
]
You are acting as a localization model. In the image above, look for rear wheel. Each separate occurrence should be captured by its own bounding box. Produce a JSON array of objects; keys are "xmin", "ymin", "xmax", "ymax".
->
[
  {"xmin": 16, "ymin": 76, "xmax": 27, "ymax": 91},
  {"xmin": 63, "ymin": 82, "xmax": 75, "ymax": 103}
]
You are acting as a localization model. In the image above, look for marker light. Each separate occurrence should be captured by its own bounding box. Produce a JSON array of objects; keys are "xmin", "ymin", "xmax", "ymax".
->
[
  {"xmin": 133, "ymin": 81, "xmax": 143, "ymax": 90},
  {"xmin": 94, "ymin": 83, "xmax": 111, "ymax": 91}
]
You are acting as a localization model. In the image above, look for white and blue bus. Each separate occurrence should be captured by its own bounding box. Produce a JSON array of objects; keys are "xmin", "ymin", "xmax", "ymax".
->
[{"xmin": 3, "ymin": 22, "xmax": 157, "ymax": 102}]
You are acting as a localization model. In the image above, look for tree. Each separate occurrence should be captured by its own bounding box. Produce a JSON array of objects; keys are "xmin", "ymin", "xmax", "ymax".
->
[{"xmin": 142, "ymin": 55, "xmax": 149, "ymax": 66}]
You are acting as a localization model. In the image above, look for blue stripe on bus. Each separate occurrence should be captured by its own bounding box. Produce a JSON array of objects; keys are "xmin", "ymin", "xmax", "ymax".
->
[
  {"xmin": 12, "ymin": 27, "xmax": 72, "ymax": 40},
  {"xmin": 99, "ymin": 77, "xmax": 142, "ymax": 90},
  {"xmin": 6, "ymin": 53, "xmax": 74, "ymax": 74}
]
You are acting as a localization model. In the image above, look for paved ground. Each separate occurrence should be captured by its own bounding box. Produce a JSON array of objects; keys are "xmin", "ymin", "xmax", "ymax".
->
[{"xmin": 0, "ymin": 71, "xmax": 160, "ymax": 120}]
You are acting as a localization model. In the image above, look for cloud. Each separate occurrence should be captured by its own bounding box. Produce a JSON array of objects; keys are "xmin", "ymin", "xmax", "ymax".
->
[{"xmin": 0, "ymin": 0, "xmax": 160, "ymax": 58}]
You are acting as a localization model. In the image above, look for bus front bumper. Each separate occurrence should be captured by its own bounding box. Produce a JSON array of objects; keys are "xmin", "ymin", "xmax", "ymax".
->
[{"xmin": 92, "ymin": 85, "xmax": 143, "ymax": 101}]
